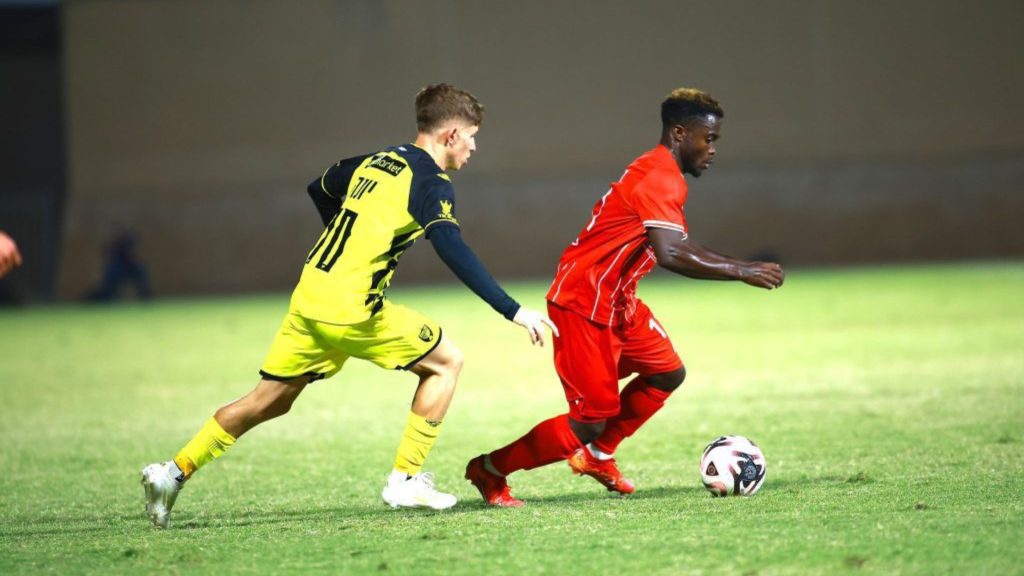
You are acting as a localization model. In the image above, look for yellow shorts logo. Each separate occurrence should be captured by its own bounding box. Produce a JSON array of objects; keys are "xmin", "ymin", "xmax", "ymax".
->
[{"xmin": 419, "ymin": 325, "xmax": 434, "ymax": 342}]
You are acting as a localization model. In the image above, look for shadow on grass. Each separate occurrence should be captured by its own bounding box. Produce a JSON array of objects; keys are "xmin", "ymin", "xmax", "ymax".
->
[
  {"xmin": 161, "ymin": 486, "xmax": 706, "ymax": 529},
  {"xmin": 1, "ymin": 473, "xmax": 873, "ymax": 538},
  {"xmin": 1, "ymin": 505, "xmax": 470, "ymax": 538},
  {"xmin": 510, "ymin": 484, "xmax": 704, "ymax": 506},
  {"xmin": 1, "ymin": 523, "xmax": 117, "ymax": 538},
  {"xmin": 172, "ymin": 503, "xmax": 488, "ymax": 531}
]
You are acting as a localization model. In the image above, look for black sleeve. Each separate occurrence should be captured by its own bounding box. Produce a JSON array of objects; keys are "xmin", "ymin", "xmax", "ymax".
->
[
  {"xmin": 428, "ymin": 225, "xmax": 521, "ymax": 321},
  {"xmin": 409, "ymin": 177, "xmax": 460, "ymax": 234},
  {"xmin": 306, "ymin": 154, "xmax": 366, "ymax": 225}
]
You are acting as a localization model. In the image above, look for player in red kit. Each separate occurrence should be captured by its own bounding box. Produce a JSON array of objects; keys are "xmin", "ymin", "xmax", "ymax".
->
[{"xmin": 465, "ymin": 88, "xmax": 785, "ymax": 506}]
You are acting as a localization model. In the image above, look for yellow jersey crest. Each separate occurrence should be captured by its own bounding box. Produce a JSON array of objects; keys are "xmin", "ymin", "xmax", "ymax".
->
[{"xmin": 439, "ymin": 200, "xmax": 455, "ymax": 221}]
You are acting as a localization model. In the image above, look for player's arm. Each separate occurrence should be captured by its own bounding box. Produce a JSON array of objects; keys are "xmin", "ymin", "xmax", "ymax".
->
[
  {"xmin": 411, "ymin": 177, "xmax": 556, "ymax": 345},
  {"xmin": 646, "ymin": 228, "xmax": 784, "ymax": 289},
  {"xmin": 306, "ymin": 154, "xmax": 367, "ymax": 225},
  {"xmin": 427, "ymin": 226, "xmax": 558, "ymax": 345},
  {"xmin": 427, "ymin": 225, "xmax": 518, "ymax": 319}
]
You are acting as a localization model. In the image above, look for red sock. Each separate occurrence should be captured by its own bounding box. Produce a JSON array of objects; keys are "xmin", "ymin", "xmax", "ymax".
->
[
  {"xmin": 592, "ymin": 377, "xmax": 671, "ymax": 455},
  {"xmin": 488, "ymin": 414, "xmax": 582, "ymax": 476}
]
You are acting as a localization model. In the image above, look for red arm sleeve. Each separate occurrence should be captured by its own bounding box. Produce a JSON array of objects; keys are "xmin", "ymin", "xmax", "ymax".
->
[{"xmin": 630, "ymin": 169, "xmax": 688, "ymax": 238}]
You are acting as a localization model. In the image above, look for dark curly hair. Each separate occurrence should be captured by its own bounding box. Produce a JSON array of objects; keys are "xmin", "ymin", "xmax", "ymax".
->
[{"xmin": 661, "ymin": 88, "xmax": 724, "ymax": 126}]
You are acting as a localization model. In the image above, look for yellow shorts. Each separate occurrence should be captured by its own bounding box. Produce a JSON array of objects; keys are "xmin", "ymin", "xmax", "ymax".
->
[{"xmin": 260, "ymin": 301, "xmax": 442, "ymax": 381}]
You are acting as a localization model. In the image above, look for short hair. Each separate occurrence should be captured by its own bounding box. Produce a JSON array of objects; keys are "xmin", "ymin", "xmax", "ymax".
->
[
  {"xmin": 661, "ymin": 88, "xmax": 724, "ymax": 127},
  {"xmin": 415, "ymin": 83, "xmax": 485, "ymax": 133}
]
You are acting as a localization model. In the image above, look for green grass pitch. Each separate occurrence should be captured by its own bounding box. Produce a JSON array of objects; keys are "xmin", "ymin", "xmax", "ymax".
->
[{"xmin": 1, "ymin": 262, "xmax": 1022, "ymax": 575}]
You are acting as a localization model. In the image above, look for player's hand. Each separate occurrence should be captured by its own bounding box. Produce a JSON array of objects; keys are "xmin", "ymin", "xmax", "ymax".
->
[
  {"xmin": 513, "ymin": 306, "xmax": 560, "ymax": 346},
  {"xmin": 0, "ymin": 231, "xmax": 22, "ymax": 279},
  {"xmin": 739, "ymin": 262, "xmax": 784, "ymax": 290}
]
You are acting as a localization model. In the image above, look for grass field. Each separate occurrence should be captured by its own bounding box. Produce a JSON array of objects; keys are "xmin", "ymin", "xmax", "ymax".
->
[{"xmin": 1, "ymin": 262, "xmax": 1022, "ymax": 575}]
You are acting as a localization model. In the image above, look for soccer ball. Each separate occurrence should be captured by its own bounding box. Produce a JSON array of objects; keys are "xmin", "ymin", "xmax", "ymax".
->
[{"xmin": 699, "ymin": 435, "xmax": 767, "ymax": 497}]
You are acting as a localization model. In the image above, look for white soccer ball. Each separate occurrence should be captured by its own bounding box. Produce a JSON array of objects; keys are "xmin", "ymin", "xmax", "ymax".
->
[{"xmin": 699, "ymin": 435, "xmax": 767, "ymax": 497}]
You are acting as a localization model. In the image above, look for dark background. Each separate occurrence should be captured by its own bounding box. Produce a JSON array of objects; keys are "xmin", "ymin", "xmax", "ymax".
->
[{"xmin": 2, "ymin": 0, "xmax": 1022, "ymax": 302}]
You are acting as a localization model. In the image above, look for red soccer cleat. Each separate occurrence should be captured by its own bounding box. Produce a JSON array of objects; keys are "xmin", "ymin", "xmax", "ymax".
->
[
  {"xmin": 568, "ymin": 448, "xmax": 636, "ymax": 495},
  {"xmin": 465, "ymin": 455, "xmax": 524, "ymax": 508}
]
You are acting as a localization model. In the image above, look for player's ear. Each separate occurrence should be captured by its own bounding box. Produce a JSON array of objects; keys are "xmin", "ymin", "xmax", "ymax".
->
[
  {"xmin": 671, "ymin": 124, "xmax": 688, "ymax": 143},
  {"xmin": 444, "ymin": 128, "xmax": 458, "ymax": 147}
]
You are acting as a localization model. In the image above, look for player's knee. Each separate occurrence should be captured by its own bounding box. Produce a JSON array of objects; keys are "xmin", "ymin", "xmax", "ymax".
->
[
  {"xmin": 410, "ymin": 338, "xmax": 463, "ymax": 382},
  {"xmin": 447, "ymin": 344, "xmax": 465, "ymax": 374},
  {"xmin": 569, "ymin": 418, "xmax": 607, "ymax": 445},
  {"xmin": 646, "ymin": 366, "xmax": 686, "ymax": 393},
  {"xmin": 435, "ymin": 342, "xmax": 464, "ymax": 378}
]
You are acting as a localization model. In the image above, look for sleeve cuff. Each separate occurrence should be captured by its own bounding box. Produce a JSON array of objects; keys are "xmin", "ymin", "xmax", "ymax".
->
[
  {"xmin": 424, "ymin": 220, "xmax": 460, "ymax": 235},
  {"xmin": 503, "ymin": 302, "xmax": 521, "ymax": 322},
  {"xmin": 643, "ymin": 220, "xmax": 688, "ymax": 239}
]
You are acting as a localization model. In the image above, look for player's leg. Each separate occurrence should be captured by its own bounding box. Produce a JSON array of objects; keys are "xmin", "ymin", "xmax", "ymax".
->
[
  {"xmin": 214, "ymin": 375, "xmax": 310, "ymax": 437},
  {"xmin": 566, "ymin": 410, "xmax": 638, "ymax": 495},
  {"xmin": 142, "ymin": 312, "xmax": 341, "ymax": 528},
  {"xmin": 344, "ymin": 302, "xmax": 460, "ymax": 510},
  {"xmin": 569, "ymin": 304, "xmax": 683, "ymax": 494},
  {"xmin": 141, "ymin": 376, "xmax": 312, "ymax": 528},
  {"xmin": 468, "ymin": 303, "xmax": 621, "ymax": 505},
  {"xmin": 392, "ymin": 334, "xmax": 462, "ymax": 479},
  {"xmin": 589, "ymin": 367, "xmax": 684, "ymax": 457},
  {"xmin": 174, "ymin": 309, "xmax": 342, "ymax": 478},
  {"xmin": 567, "ymin": 365, "xmax": 684, "ymax": 496},
  {"xmin": 466, "ymin": 411, "xmax": 593, "ymax": 507},
  {"xmin": 379, "ymin": 335, "xmax": 461, "ymax": 509},
  {"xmin": 406, "ymin": 334, "xmax": 462, "ymax": 422},
  {"xmin": 590, "ymin": 302, "xmax": 684, "ymax": 458}
]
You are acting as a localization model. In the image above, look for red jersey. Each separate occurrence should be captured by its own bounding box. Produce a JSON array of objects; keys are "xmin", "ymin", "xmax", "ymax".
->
[{"xmin": 546, "ymin": 144, "xmax": 688, "ymax": 326}]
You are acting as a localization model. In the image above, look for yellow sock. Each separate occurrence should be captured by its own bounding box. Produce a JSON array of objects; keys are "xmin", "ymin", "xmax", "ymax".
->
[
  {"xmin": 173, "ymin": 417, "xmax": 236, "ymax": 479},
  {"xmin": 393, "ymin": 411, "xmax": 443, "ymax": 476}
]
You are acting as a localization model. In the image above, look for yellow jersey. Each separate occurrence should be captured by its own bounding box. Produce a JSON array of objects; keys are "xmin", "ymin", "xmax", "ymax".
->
[{"xmin": 290, "ymin": 144, "xmax": 460, "ymax": 324}]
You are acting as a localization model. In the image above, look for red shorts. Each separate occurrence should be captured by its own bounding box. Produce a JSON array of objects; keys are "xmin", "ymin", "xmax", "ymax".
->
[{"xmin": 548, "ymin": 301, "xmax": 683, "ymax": 422}]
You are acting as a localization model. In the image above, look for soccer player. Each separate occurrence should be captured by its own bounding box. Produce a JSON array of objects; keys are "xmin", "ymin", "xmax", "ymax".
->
[
  {"xmin": 141, "ymin": 84, "xmax": 557, "ymax": 527},
  {"xmin": 465, "ymin": 88, "xmax": 784, "ymax": 506},
  {"xmin": 0, "ymin": 231, "xmax": 21, "ymax": 279}
]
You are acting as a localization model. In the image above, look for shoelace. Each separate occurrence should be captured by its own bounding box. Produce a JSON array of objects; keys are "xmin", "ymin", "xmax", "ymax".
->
[{"xmin": 414, "ymin": 472, "xmax": 437, "ymax": 491}]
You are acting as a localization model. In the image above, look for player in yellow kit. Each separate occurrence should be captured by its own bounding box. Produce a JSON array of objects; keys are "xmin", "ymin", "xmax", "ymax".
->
[{"xmin": 141, "ymin": 84, "xmax": 557, "ymax": 527}]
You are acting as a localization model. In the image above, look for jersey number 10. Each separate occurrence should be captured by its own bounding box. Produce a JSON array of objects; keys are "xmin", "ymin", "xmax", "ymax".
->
[{"xmin": 307, "ymin": 209, "xmax": 359, "ymax": 272}]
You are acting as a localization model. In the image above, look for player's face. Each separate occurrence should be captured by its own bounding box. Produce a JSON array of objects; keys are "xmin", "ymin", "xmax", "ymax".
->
[
  {"xmin": 444, "ymin": 124, "xmax": 479, "ymax": 171},
  {"xmin": 678, "ymin": 115, "xmax": 721, "ymax": 178}
]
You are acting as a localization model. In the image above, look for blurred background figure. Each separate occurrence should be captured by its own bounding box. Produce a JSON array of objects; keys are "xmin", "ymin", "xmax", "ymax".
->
[
  {"xmin": 86, "ymin": 230, "xmax": 151, "ymax": 302},
  {"xmin": 0, "ymin": 231, "xmax": 22, "ymax": 279}
]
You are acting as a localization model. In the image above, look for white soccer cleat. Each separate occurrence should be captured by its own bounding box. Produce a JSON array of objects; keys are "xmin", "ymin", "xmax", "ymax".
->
[
  {"xmin": 141, "ymin": 462, "xmax": 183, "ymax": 528},
  {"xmin": 381, "ymin": 471, "xmax": 457, "ymax": 510}
]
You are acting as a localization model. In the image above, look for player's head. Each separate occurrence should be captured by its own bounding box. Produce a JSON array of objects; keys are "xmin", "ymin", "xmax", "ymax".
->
[
  {"xmin": 660, "ymin": 88, "xmax": 724, "ymax": 178},
  {"xmin": 416, "ymin": 83, "xmax": 484, "ymax": 171}
]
